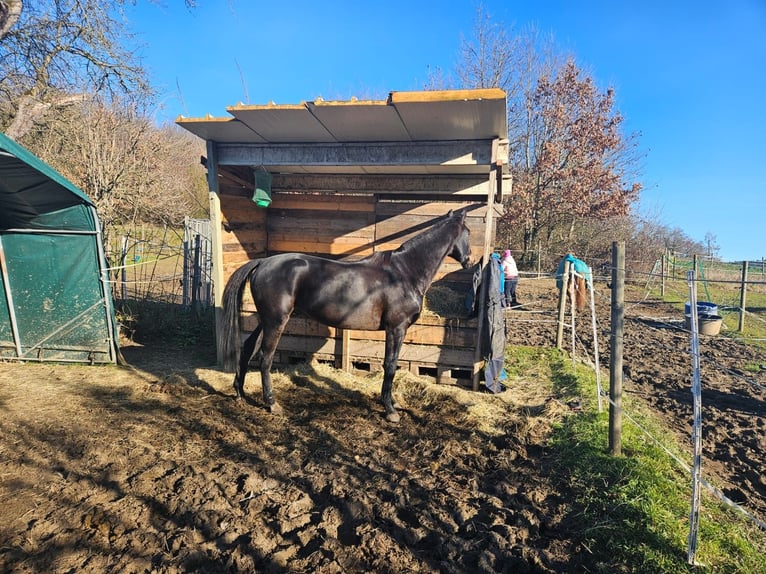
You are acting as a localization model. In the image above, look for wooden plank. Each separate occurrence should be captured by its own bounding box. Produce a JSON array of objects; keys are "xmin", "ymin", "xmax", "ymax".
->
[
  {"xmin": 222, "ymin": 240, "xmax": 267, "ymax": 257},
  {"xmin": 241, "ymin": 313, "xmax": 476, "ymax": 342},
  {"xmin": 270, "ymin": 337, "xmax": 474, "ymax": 369},
  {"xmin": 237, "ymin": 321, "xmax": 475, "ymax": 348},
  {"xmin": 267, "ymin": 208, "xmax": 375, "ymax": 224},
  {"xmin": 272, "ymin": 174, "xmax": 496, "ymax": 195},
  {"xmin": 276, "ymin": 335, "xmax": 344, "ymax": 356},
  {"xmin": 343, "ymin": 324, "xmax": 476, "ymax": 346},
  {"xmin": 221, "ymin": 227, "xmax": 267, "ymax": 246},
  {"xmin": 268, "ymin": 219, "xmax": 375, "ymax": 243},
  {"xmin": 219, "ymin": 184, "xmax": 253, "ymax": 199},
  {"xmin": 220, "ymin": 201, "xmax": 267, "ymax": 225},
  {"xmin": 270, "ymin": 192, "xmax": 376, "ymax": 212},
  {"xmin": 349, "ymin": 340, "xmax": 474, "ymax": 366},
  {"xmin": 376, "ymin": 201, "xmax": 487, "ymax": 217},
  {"xmin": 268, "ymin": 232, "xmax": 374, "ymax": 246},
  {"xmin": 222, "ymin": 255, "xmax": 254, "ymax": 276},
  {"xmin": 268, "ymin": 239, "xmax": 374, "ymax": 256}
]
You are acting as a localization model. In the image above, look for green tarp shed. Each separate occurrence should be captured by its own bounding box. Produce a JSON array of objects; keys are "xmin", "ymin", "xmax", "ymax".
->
[{"xmin": 0, "ymin": 132, "xmax": 119, "ymax": 363}]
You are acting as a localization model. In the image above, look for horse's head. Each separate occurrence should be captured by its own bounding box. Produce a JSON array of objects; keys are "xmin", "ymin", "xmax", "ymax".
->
[{"xmin": 448, "ymin": 210, "xmax": 472, "ymax": 269}]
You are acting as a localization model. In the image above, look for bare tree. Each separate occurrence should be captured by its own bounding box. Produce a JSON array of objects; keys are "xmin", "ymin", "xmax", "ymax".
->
[
  {"xmin": 515, "ymin": 60, "xmax": 642, "ymax": 253},
  {"xmin": 451, "ymin": 9, "xmax": 644, "ymax": 269},
  {"xmin": 29, "ymin": 95, "xmax": 206, "ymax": 243},
  {"xmin": 704, "ymin": 231, "xmax": 720, "ymax": 260},
  {"xmin": 0, "ymin": 0, "xmax": 22, "ymax": 39},
  {"xmin": 0, "ymin": 0, "xmax": 199, "ymax": 140},
  {"xmin": 0, "ymin": 0, "xmax": 157, "ymax": 139}
]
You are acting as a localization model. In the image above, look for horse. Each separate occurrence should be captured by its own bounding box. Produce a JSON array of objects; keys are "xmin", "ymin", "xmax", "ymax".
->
[{"xmin": 220, "ymin": 209, "xmax": 472, "ymax": 423}]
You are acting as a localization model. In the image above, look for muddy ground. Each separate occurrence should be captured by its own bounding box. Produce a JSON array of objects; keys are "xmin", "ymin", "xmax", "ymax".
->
[{"xmin": 0, "ymin": 280, "xmax": 764, "ymax": 573}]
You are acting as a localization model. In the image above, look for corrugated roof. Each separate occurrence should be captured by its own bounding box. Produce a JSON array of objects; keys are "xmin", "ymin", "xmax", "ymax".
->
[{"xmin": 177, "ymin": 88, "xmax": 507, "ymax": 145}]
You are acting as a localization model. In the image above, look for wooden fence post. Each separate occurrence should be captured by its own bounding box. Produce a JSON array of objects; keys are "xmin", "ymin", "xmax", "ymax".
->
[
  {"xmin": 739, "ymin": 261, "xmax": 748, "ymax": 333},
  {"xmin": 609, "ymin": 241, "xmax": 625, "ymax": 456}
]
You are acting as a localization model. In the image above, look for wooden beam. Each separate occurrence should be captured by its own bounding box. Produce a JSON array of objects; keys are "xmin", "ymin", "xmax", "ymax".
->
[
  {"xmin": 215, "ymin": 140, "xmax": 497, "ymax": 168},
  {"xmin": 206, "ymin": 141, "xmax": 226, "ymax": 366},
  {"xmin": 270, "ymin": 173, "xmax": 497, "ymax": 195}
]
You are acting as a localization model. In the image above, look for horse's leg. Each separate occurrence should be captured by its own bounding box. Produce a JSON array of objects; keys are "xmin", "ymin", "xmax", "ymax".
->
[
  {"xmin": 233, "ymin": 325, "xmax": 262, "ymax": 399},
  {"xmin": 258, "ymin": 320, "xmax": 289, "ymax": 416},
  {"xmin": 381, "ymin": 326, "xmax": 406, "ymax": 423}
]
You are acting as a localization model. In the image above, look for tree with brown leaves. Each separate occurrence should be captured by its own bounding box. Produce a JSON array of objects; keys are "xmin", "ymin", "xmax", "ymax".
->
[{"xmin": 511, "ymin": 59, "xmax": 642, "ymax": 257}]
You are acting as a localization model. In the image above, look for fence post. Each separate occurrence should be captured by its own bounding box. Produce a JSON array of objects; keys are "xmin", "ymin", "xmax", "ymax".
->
[
  {"xmin": 192, "ymin": 234, "xmax": 202, "ymax": 312},
  {"xmin": 182, "ymin": 237, "xmax": 190, "ymax": 308},
  {"xmin": 609, "ymin": 241, "xmax": 625, "ymax": 456},
  {"xmin": 686, "ymin": 269, "xmax": 703, "ymax": 565},
  {"xmin": 587, "ymin": 266, "xmax": 604, "ymax": 412},
  {"xmin": 569, "ymin": 265, "xmax": 576, "ymax": 368},
  {"xmin": 120, "ymin": 235, "xmax": 128, "ymax": 301},
  {"xmin": 536, "ymin": 240, "xmax": 541, "ymax": 278},
  {"xmin": 556, "ymin": 260, "xmax": 571, "ymax": 349},
  {"xmin": 660, "ymin": 249, "xmax": 666, "ymax": 297},
  {"xmin": 739, "ymin": 261, "xmax": 748, "ymax": 332}
]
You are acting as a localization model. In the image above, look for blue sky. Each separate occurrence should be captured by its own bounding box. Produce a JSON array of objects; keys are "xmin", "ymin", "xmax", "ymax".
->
[{"xmin": 127, "ymin": 0, "xmax": 765, "ymax": 262}]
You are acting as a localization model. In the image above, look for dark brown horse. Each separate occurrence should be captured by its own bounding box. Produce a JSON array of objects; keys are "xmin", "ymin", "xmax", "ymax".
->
[{"xmin": 220, "ymin": 209, "xmax": 472, "ymax": 422}]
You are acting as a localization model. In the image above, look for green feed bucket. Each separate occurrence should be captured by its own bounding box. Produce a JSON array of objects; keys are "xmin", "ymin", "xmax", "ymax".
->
[{"xmin": 252, "ymin": 168, "xmax": 272, "ymax": 208}]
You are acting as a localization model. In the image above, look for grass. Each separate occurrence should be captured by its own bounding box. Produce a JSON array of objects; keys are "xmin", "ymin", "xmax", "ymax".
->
[{"xmin": 506, "ymin": 346, "xmax": 766, "ymax": 573}]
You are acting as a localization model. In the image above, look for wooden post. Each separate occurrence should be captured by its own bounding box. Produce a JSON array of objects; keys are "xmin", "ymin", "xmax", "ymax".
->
[
  {"xmin": 472, "ymin": 165, "xmax": 498, "ymax": 392},
  {"xmin": 587, "ymin": 266, "xmax": 604, "ymax": 412},
  {"xmin": 693, "ymin": 254, "xmax": 699, "ymax": 282},
  {"xmin": 660, "ymin": 249, "xmax": 666, "ymax": 297},
  {"xmin": 341, "ymin": 329, "xmax": 351, "ymax": 372},
  {"xmin": 206, "ymin": 140, "xmax": 226, "ymax": 364},
  {"xmin": 569, "ymin": 266, "xmax": 576, "ymax": 368},
  {"xmin": 120, "ymin": 235, "xmax": 128, "ymax": 301},
  {"xmin": 536, "ymin": 240, "xmax": 541, "ymax": 278},
  {"xmin": 556, "ymin": 260, "xmax": 571, "ymax": 349},
  {"xmin": 609, "ymin": 241, "xmax": 625, "ymax": 456},
  {"xmin": 739, "ymin": 261, "xmax": 748, "ymax": 332}
]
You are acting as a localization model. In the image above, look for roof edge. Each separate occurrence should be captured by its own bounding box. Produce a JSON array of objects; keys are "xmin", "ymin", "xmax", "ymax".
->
[{"xmin": 0, "ymin": 131, "xmax": 93, "ymax": 207}]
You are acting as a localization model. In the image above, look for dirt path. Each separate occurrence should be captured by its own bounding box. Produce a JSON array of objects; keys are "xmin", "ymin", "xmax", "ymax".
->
[
  {"xmin": 0, "ymin": 280, "xmax": 764, "ymax": 573},
  {"xmin": 0, "ymin": 341, "xmax": 579, "ymax": 573}
]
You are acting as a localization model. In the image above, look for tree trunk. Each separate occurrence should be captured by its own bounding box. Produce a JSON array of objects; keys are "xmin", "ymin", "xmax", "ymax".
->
[
  {"xmin": 5, "ymin": 93, "xmax": 87, "ymax": 141},
  {"xmin": 0, "ymin": 0, "xmax": 22, "ymax": 41}
]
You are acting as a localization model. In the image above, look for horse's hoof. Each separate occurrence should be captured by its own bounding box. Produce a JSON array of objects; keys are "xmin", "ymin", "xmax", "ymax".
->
[
  {"xmin": 269, "ymin": 402, "xmax": 284, "ymax": 416},
  {"xmin": 386, "ymin": 411, "xmax": 401, "ymax": 423}
]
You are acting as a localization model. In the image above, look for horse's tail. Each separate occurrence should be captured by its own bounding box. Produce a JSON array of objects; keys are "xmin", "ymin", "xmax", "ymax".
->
[
  {"xmin": 220, "ymin": 259, "xmax": 261, "ymax": 372},
  {"xmin": 574, "ymin": 276, "xmax": 588, "ymax": 312}
]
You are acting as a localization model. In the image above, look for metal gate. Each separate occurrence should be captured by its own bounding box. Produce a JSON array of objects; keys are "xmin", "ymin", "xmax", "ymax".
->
[{"xmin": 183, "ymin": 217, "xmax": 213, "ymax": 309}]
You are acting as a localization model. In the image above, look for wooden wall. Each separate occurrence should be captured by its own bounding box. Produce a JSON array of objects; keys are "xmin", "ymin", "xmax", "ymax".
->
[{"xmin": 216, "ymin": 177, "xmax": 493, "ymax": 379}]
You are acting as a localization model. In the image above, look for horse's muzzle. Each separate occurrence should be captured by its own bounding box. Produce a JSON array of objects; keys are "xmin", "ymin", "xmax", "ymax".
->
[{"xmin": 461, "ymin": 256, "xmax": 472, "ymax": 269}]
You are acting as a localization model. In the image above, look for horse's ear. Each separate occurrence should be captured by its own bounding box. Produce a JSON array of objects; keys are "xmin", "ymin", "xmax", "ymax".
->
[{"xmin": 447, "ymin": 209, "xmax": 454, "ymax": 217}]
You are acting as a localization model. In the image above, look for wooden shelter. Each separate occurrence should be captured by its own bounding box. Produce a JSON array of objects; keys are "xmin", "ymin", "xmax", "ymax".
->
[{"xmin": 176, "ymin": 88, "xmax": 510, "ymax": 386}]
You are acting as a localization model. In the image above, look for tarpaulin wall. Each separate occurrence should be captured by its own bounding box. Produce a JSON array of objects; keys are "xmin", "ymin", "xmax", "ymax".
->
[{"xmin": 0, "ymin": 133, "xmax": 119, "ymax": 363}]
